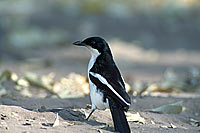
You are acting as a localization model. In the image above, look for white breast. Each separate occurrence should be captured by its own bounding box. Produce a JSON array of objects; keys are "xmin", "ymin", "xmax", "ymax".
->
[
  {"xmin": 87, "ymin": 46, "xmax": 109, "ymax": 110},
  {"xmin": 87, "ymin": 46, "xmax": 100, "ymax": 72}
]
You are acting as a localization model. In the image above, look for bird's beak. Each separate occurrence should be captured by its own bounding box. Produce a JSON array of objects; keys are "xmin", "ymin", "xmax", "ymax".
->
[{"xmin": 73, "ymin": 41, "xmax": 86, "ymax": 46}]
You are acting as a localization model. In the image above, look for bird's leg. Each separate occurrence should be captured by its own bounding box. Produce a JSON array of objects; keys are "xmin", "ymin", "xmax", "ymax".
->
[{"xmin": 86, "ymin": 109, "xmax": 95, "ymax": 120}]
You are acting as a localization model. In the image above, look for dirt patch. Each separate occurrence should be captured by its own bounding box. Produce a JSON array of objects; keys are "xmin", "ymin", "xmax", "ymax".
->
[{"xmin": 0, "ymin": 95, "xmax": 199, "ymax": 133}]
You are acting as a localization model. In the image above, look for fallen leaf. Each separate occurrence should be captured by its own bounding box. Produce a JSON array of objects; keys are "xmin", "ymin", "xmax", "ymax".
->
[
  {"xmin": 20, "ymin": 87, "xmax": 32, "ymax": 97},
  {"xmin": 0, "ymin": 85, "xmax": 7, "ymax": 97},
  {"xmin": 11, "ymin": 112, "xmax": 19, "ymax": 117},
  {"xmin": 23, "ymin": 122, "xmax": 32, "ymax": 126},
  {"xmin": 0, "ymin": 121, "xmax": 9, "ymax": 129},
  {"xmin": 160, "ymin": 125, "xmax": 168, "ymax": 128},
  {"xmin": 10, "ymin": 72, "xmax": 18, "ymax": 82},
  {"xmin": 1, "ymin": 113, "xmax": 6, "ymax": 117},
  {"xmin": 126, "ymin": 112, "xmax": 145, "ymax": 124},
  {"xmin": 169, "ymin": 123, "xmax": 177, "ymax": 128},
  {"xmin": 63, "ymin": 121, "xmax": 75, "ymax": 126},
  {"xmin": 17, "ymin": 78, "xmax": 30, "ymax": 87},
  {"xmin": 0, "ymin": 70, "xmax": 12, "ymax": 82},
  {"xmin": 132, "ymin": 81, "xmax": 147, "ymax": 95},
  {"xmin": 52, "ymin": 113, "xmax": 59, "ymax": 127},
  {"xmin": 26, "ymin": 119, "xmax": 34, "ymax": 122},
  {"xmin": 151, "ymin": 120, "xmax": 155, "ymax": 125},
  {"xmin": 146, "ymin": 101, "xmax": 183, "ymax": 114},
  {"xmin": 147, "ymin": 83, "xmax": 174, "ymax": 93},
  {"xmin": 57, "ymin": 73, "xmax": 89, "ymax": 98},
  {"xmin": 190, "ymin": 118, "xmax": 200, "ymax": 127},
  {"xmin": 97, "ymin": 129, "xmax": 103, "ymax": 133},
  {"xmin": 25, "ymin": 72, "xmax": 53, "ymax": 91},
  {"xmin": 1, "ymin": 113, "xmax": 7, "ymax": 120}
]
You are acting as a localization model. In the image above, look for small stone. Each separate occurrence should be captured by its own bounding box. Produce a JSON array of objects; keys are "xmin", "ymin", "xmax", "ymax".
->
[{"xmin": 23, "ymin": 122, "xmax": 32, "ymax": 126}]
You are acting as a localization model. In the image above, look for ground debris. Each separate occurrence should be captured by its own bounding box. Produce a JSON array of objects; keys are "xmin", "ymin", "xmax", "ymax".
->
[
  {"xmin": 132, "ymin": 67, "xmax": 200, "ymax": 96},
  {"xmin": 52, "ymin": 113, "xmax": 59, "ymax": 127},
  {"xmin": 145, "ymin": 101, "xmax": 183, "ymax": 114},
  {"xmin": 0, "ymin": 69, "xmax": 134, "ymax": 99},
  {"xmin": 169, "ymin": 123, "xmax": 177, "ymax": 128},
  {"xmin": 190, "ymin": 118, "xmax": 200, "ymax": 127},
  {"xmin": 0, "ymin": 113, "xmax": 7, "ymax": 120},
  {"xmin": 0, "ymin": 121, "xmax": 9, "ymax": 130},
  {"xmin": 160, "ymin": 125, "xmax": 168, "ymax": 128},
  {"xmin": 126, "ymin": 112, "xmax": 145, "ymax": 124},
  {"xmin": 11, "ymin": 112, "xmax": 19, "ymax": 117},
  {"xmin": 23, "ymin": 122, "xmax": 32, "ymax": 126},
  {"xmin": 25, "ymin": 72, "xmax": 54, "ymax": 93},
  {"xmin": 150, "ymin": 120, "xmax": 155, "ymax": 125},
  {"xmin": 160, "ymin": 123, "xmax": 177, "ymax": 129},
  {"xmin": 63, "ymin": 121, "xmax": 75, "ymax": 126}
]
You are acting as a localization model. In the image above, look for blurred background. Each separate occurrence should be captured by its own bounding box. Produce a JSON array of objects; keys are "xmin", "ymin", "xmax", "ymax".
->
[
  {"xmin": 1, "ymin": 2, "xmax": 200, "ymax": 132},
  {"xmin": 0, "ymin": 0, "xmax": 200, "ymax": 98}
]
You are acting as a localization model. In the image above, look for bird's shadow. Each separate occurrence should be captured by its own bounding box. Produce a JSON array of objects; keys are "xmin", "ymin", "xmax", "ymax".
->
[
  {"xmin": 26, "ymin": 107, "xmax": 114, "ymax": 132},
  {"xmin": 0, "ymin": 97, "xmax": 114, "ymax": 132}
]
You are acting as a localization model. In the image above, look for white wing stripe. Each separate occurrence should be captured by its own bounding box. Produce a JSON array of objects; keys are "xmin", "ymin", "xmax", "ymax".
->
[{"xmin": 89, "ymin": 72, "xmax": 130, "ymax": 106}]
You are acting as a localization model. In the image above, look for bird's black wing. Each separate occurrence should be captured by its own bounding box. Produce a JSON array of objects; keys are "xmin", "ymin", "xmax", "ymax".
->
[{"xmin": 89, "ymin": 54, "xmax": 131, "ymax": 110}]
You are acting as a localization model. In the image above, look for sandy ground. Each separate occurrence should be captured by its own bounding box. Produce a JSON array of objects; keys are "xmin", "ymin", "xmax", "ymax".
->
[
  {"xmin": 0, "ymin": 95, "xmax": 200, "ymax": 133},
  {"xmin": 0, "ymin": 44, "xmax": 200, "ymax": 133}
]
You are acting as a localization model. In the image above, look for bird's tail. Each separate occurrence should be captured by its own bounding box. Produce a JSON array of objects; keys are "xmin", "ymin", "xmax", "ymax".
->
[{"xmin": 109, "ymin": 99, "xmax": 130, "ymax": 133}]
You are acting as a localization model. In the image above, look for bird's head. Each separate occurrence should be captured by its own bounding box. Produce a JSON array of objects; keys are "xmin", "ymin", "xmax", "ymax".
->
[{"xmin": 73, "ymin": 37, "xmax": 112, "ymax": 56}]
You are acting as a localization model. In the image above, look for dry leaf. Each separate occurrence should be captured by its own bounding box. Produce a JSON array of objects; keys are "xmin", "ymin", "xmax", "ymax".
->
[
  {"xmin": 20, "ymin": 88, "xmax": 32, "ymax": 97},
  {"xmin": 52, "ymin": 113, "xmax": 59, "ymax": 127},
  {"xmin": 160, "ymin": 125, "xmax": 168, "ymax": 128},
  {"xmin": 10, "ymin": 73, "xmax": 18, "ymax": 82},
  {"xmin": 63, "ymin": 121, "xmax": 75, "ymax": 126},
  {"xmin": 11, "ymin": 112, "xmax": 19, "ymax": 117},
  {"xmin": 169, "ymin": 123, "xmax": 177, "ymax": 128},
  {"xmin": 151, "ymin": 120, "xmax": 155, "ymax": 124},
  {"xmin": 190, "ymin": 118, "xmax": 200, "ymax": 127},
  {"xmin": 25, "ymin": 72, "xmax": 54, "ymax": 93},
  {"xmin": 0, "ymin": 70, "xmax": 12, "ymax": 82},
  {"xmin": 23, "ymin": 122, "xmax": 32, "ymax": 126},
  {"xmin": 147, "ymin": 83, "xmax": 174, "ymax": 93},
  {"xmin": 0, "ymin": 85, "xmax": 7, "ymax": 97},
  {"xmin": 0, "ymin": 121, "xmax": 9, "ymax": 129},
  {"xmin": 126, "ymin": 112, "xmax": 145, "ymax": 124},
  {"xmin": 17, "ymin": 79, "xmax": 30, "ymax": 87},
  {"xmin": 97, "ymin": 129, "xmax": 103, "ymax": 133},
  {"xmin": 146, "ymin": 101, "xmax": 183, "ymax": 114},
  {"xmin": 57, "ymin": 73, "xmax": 89, "ymax": 98}
]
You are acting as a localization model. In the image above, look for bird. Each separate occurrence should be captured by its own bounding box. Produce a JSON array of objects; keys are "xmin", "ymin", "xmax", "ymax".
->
[{"xmin": 73, "ymin": 37, "xmax": 131, "ymax": 133}]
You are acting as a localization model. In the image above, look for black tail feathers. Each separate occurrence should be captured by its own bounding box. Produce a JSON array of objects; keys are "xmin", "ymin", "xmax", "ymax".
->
[{"xmin": 109, "ymin": 99, "xmax": 131, "ymax": 133}]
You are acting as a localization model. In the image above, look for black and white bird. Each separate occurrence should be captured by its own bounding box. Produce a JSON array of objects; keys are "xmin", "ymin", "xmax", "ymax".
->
[{"xmin": 73, "ymin": 37, "xmax": 131, "ymax": 133}]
